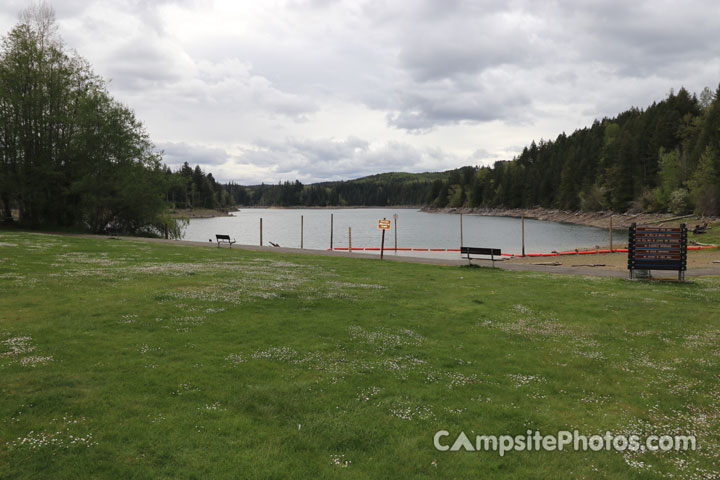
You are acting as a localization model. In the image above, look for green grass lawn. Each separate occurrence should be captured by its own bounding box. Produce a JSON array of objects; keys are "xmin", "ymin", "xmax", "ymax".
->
[{"xmin": 0, "ymin": 231, "xmax": 718, "ymax": 479}]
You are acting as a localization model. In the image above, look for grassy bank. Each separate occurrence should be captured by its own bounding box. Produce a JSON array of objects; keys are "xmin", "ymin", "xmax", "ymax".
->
[{"xmin": 0, "ymin": 231, "xmax": 718, "ymax": 478}]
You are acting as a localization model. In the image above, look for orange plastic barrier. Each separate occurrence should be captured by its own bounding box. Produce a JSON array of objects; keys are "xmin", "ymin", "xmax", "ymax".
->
[{"xmin": 327, "ymin": 245, "xmax": 715, "ymax": 255}]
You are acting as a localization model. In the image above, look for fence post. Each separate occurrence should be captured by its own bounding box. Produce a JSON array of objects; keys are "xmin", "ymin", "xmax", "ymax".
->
[
  {"xmin": 521, "ymin": 215, "xmax": 525, "ymax": 257},
  {"xmin": 260, "ymin": 218, "xmax": 263, "ymax": 246},
  {"xmin": 460, "ymin": 213, "xmax": 464, "ymax": 249},
  {"xmin": 609, "ymin": 215, "xmax": 613, "ymax": 252},
  {"xmin": 393, "ymin": 213, "xmax": 398, "ymax": 254},
  {"xmin": 330, "ymin": 213, "xmax": 334, "ymax": 251},
  {"xmin": 348, "ymin": 227, "xmax": 352, "ymax": 254},
  {"xmin": 628, "ymin": 222, "xmax": 635, "ymax": 279},
  {"xmin": 301, "ymin": 215, "xmax": 304, "ymax": 249}
]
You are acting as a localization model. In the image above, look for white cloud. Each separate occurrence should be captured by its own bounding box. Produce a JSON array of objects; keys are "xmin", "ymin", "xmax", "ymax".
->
[{"xmin": 1, "ymin": 0, "xmax": 719, "ymax": 182}]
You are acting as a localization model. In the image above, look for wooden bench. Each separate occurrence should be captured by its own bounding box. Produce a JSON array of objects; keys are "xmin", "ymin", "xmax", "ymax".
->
[
  {"xmin": 461, "ymin": 246, "xmax": 502, "ymax": 267},
  {"xmin": 628, "ymin": 223, "xmax": 687, "ymax": 280},
  {"xmin": 216, "ymin": 234, "xmax": 236, "ymax": 248}
]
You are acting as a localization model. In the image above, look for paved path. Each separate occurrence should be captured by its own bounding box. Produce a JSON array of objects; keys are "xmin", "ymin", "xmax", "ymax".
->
[{"xmin": 49, "ymin": 232, "xmax": 720, "ymax": 279}]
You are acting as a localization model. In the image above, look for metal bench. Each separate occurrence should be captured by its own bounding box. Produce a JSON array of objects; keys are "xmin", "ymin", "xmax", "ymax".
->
[
  {"xmin": 215, "ymin": 234, "xmax": 236, "ymax": 248},
  {"xmin": 460, "ymin": 246, "xmax": 502, "ymax": 267}
]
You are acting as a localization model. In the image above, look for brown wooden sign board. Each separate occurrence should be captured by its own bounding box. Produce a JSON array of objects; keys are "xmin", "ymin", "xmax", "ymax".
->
[{"xmin": 628, "ymin": 223, "xmax": 687, "ymax": 280}]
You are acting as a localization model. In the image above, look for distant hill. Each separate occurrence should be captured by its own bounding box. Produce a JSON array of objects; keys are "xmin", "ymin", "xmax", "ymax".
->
[
  {"xmin": 344, "ymin": 171, "xmax": 450, "ymax": 184},
  {"xmin": 223, "ymin": 84, "xmax": 720, "ymax": 215}
]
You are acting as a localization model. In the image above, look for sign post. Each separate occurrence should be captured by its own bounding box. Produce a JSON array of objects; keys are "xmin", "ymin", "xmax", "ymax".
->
[{"xmin": 378, "ymin": 218, "xmax": 391, "ymax": 259}]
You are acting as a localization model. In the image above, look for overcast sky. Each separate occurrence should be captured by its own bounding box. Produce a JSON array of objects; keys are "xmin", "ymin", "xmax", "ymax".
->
[{"xmin": 1, "ymin": 1, "xmax": 719, "ymax": 184}]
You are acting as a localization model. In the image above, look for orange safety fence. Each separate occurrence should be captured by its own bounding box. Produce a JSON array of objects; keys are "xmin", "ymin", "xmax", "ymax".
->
[{"xmin": 326, "ymin": 245, "xmax": 717, "ymax": 256}]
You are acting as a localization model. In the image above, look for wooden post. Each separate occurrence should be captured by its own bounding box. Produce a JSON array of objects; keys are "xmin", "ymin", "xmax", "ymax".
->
[
  {"xmin": 609, "ymin": 216, "xmax": 614, "ymax": 252},
  {"xmin": 348, "ymin": 227, "xmax": 352, "ymax": 254},
  {"xmin": 381, "ymin": 227, "xmax": 386, "ymax": 260},
  {"xmin": 521, "ymin": 215, "xmax": 525, "ymax": 257},
  {"xmin": 460, "ymin": 213, "xmax": 464, "ymax": 249},
  {"xmin": 393, "ymin": 213, "xmax": 398, "ymax": 254},
  {"xmin": 301, "ymin": 215, "xmax": 304, "ymax": 249},
  {"xmin": 260, "ymin": 218, "xmax": 263, "ymax": 246},
  {"xmin": 330, "ymin": 213, "xmax": 334, "ymax": 251}
]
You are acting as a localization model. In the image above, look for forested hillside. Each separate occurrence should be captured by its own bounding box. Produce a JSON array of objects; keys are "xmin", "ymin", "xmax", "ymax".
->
[
  {"xmin": 228, "ymin": 86, "xmax": 720, "ymax": 216},
  {"xmin": 226, "ymin": 171, "xmax": 450, "ymax": 207},
  {"xmin": 2, "ymin": 4, "xmax": 718, "ymax": 228},
  {"xmin": 440, "ymin": 86, "xmax": 720, "ymax": 216}
]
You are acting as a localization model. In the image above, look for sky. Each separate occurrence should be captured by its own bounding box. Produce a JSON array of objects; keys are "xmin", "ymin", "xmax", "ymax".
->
[{"xmin": 1, "ymin": 0, "xmax": 720, "ymax": 184}]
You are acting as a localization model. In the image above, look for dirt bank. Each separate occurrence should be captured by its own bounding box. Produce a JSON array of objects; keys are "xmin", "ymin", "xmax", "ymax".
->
[{"xmin": 422, "ymin": 206, "xmax": 717, "ymax": 230}]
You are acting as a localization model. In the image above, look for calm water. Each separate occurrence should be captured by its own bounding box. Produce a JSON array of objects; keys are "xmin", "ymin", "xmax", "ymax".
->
[{"xmin": 182, "ymin": 208, "xmax": 619, "ymax": 258}]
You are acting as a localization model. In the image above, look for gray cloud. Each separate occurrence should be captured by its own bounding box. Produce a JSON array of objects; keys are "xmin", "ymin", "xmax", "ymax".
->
[
  {"xmin": 396, "ymin": 12, "xmax": 534, "ymax": 82},
  {"xmin": 232, "ymin": 137, "xmax": 459, "ymax": 184},
  {"xmin": 362, "ymin": 1, "xmax": 720, "ymax": 130},
  {"xmin": 386, "ymin": 74, "xmax": 533, "ymax": 131},
  {"xmin": 158, "ymin": 141, "xmax": 230, "ymax": 170},
  {"xmin": 2, "ymin": 0, "xmax": 719, "ymax": 182}
]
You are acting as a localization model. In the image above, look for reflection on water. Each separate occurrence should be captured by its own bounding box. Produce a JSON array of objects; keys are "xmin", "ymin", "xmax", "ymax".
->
[{"xmin": 182, "ymin": 208, "xmax": 620, "ymax": 258}]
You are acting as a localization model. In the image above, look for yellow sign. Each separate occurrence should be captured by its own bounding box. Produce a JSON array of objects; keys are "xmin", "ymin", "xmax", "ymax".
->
[{"xmin": 378, "ymin": 219, "xmax": 391, "ymax": 229}]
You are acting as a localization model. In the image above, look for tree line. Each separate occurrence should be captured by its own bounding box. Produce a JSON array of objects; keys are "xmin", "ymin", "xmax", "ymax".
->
[
  {"xmin": 0, "ymin": 5, "xmax": 237, "ymax": 236},
  {"xmin": 0, "ymin": 4, "xmax": 183, "ymax": 236},
  {"xmin": 227, "ymin": 175, "xmax": 440, "ymax": 208},
  {"xmin": 227, "ymin": 86, "xmax": 720, "ymax": 216},
  {"xmin": 445, "ymin": 86, "xmax": 720, "ymax": 216},
  {"xmin": 2, "ymin": 4, "xmax": 718, "ymax": 239},
  {"xmin": 165, "ymin": 162, "xmax": 234, "ymax": 210}
]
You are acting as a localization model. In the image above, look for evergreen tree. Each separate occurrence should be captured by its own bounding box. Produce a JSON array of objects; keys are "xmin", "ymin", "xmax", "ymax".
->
[{"xmin": 0, "ymin": 3, "xmax": 180, "ymax": 236}]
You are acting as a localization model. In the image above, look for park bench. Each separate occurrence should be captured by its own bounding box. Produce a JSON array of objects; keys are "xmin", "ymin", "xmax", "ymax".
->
[
  {"xmin": 628, "ymin": 223, "xmax": 687, "ymax": 280},
  {"xmin": 215, "ymin": 234, "xmax": 236, "ymax": 248},
  {"xmin": 461, "ymin": 246, "xmax": 502, "ymax": 267}
]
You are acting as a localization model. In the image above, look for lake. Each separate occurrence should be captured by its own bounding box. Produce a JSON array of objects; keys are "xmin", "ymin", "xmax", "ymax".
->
[{"xmin": 182, "ymin": 208, "xmax": 619, "ymax": 259}]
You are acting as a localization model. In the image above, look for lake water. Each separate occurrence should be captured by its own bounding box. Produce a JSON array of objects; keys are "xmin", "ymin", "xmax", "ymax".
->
[{"xmin": 182, "ymin": 208, "xmax": 619, "ymax": 259}]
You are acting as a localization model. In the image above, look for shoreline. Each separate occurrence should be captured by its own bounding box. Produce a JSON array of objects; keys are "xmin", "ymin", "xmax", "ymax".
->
[
  {"xmin": 177, "ymin": 205, "xmax": 717, "ymax": 233},
  {"xmin": 233, "ymin": 205, "xmax": 422, "ymax": 210},
  {"xmin": 421, "ymin": 206, "xmax": 717, "ymax": 229},
  {"xmin": 170, "ymin": 208, "xmax": 236, "ymax": 219},
  {"xmin": 197, "ymin": 205, "xmax": 716, "ymax": 230}
]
